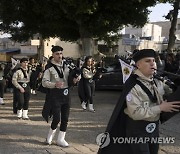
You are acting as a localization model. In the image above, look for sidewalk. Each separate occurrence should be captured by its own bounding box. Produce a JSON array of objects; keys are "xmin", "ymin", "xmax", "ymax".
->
[
  {"xmin": 0, "ymin": 89, "xmax": 119, "ymax": 154},
  {"xmin": 0, "ymin": 88, "xmax": 180, "ymax": 154}
]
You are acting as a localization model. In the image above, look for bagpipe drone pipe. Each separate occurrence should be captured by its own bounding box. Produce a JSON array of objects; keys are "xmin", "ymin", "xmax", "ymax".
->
[
  {"xmin": 62, "ymin": 58, "xmax": 81, "ymax": 78},
  {"xmin": 62, "ymin": 58, "xmax": 82, "ymax": 87},
  {"xmin": 156, "ymin": 72, "xmax": 180, "ymax": 123},
  {"xmin": 153, "ymin": 65, "xmax": 180, "ymax": 123}
]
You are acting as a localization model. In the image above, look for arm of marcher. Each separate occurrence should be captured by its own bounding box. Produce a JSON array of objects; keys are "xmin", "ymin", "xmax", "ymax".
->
[
  {"xmin": 83, "ymin": 68, "xmax": 94, "ymax": 79},
  {"xmin": 42, "ymin": 69, "xmax": 56, "ymax": 88},
  {"xmin": 73, "ymin": 75, "xmax": 81, "ymax": 84},
  {"xmin": 159, "ymin": 101, "xmax": 180, "ymax": 112},
  {"xmin": 125, "ymin": 87, "xmax": 161, "ymax": 120},
  {"xmin": 12, "ymin": 70, "xmax": 23, "ymax": 90}
]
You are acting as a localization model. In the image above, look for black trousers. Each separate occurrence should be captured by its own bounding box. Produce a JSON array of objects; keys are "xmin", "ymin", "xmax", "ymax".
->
[
  {"xmin": 78, "ymin": 80, "xmax": 86, "ymax": 103},
  {"xmin": 15, "ymin": 85, "xmax": 31, "ymax": 110},
  {"xmin": 51, "ymin": 103, "xmax": 70, "ymax": 131},
  {"xmin": 13, "ymin": 86, "xmax": 18, "ymax": 113},
  {"xmin": 30, "ymin": 71, "xmax": 38, "ymax": 90},
  {"xmin": 84, "ymin": 81, "xmax": 95, "ymax": 104},
  {"xmin": 126, "ymin": 116, "xmax": 159, "ymax": 154},
  {"xmin": 129, "ymin": 142, "xmax": 159, "ymax": 154},
  {"xmin": 30, "ymin": 79, "xmax": 37, "ymax": 90},
  {"xmin": 0, "ymin": 79, "xmax": 5, "ymax": 98},
  {"xmin": 49, "ymin": 88, "xmax": 71, "ymax": 132}
]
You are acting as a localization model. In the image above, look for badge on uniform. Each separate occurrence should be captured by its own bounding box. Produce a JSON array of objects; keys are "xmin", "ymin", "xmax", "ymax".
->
[
  {"xmin": 146, "ymin": 123, "xmax": 156, "ymax": 133},
  {"xmin": 126, "ymin": 93, "xmax": 132, "ymax": 102},
  {"xmin": 63, "ymin": 89, "xmax": 69, "ymax": 96},
  {"xmin": 22, "ymin": 83, "xmax": 27, "ymax": 88},
  {"xmin": 143, "ymin": 101, "xmax": 149, "ymax": 108},
  {"xmin": 89, "ymin": 79, "xmax": 93, "ymax": 83},
  {"xmin": 55, "ymin": 74, "xmax": 59, "ymax": 78}
]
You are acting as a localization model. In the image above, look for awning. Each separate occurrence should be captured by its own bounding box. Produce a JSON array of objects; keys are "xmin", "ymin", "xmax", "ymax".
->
[
  {"xmin": 0, "ymin": 48, "xmax": 20, "ymax": 53},
  {"xmin": 12, "ymin": 53, "xmax": 37, "ymax": 59}
]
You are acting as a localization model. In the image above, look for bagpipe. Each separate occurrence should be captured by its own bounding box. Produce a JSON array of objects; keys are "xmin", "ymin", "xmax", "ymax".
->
[
  {"xmin": 153, "ymin": 71, "xmax": 180, "ymax": 123},
  {"xmin": 62, "ymin": 58, "xmax": 81, "ymax": 79},
  {"xmin": 116, "ymin": 54, "xmax": 180, "ymax": 123},
  {"xmin": 155, "ymin": 70, "xmax": 180, "ymax": 123},
  {"xmin": 62, "ymin": 58, "xmax": 82, "ymax": 87}
]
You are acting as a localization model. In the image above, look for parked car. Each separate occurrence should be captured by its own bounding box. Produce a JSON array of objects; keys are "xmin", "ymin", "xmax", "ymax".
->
[{"xmin": 95, "ymin": 62, "xmax": 124, "ymax": 90}]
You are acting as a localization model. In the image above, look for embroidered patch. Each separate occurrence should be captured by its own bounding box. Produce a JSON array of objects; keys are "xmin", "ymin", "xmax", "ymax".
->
[
  {"xmin": 146, "ymin": 123, "xmax": 156, "ymax": 133},
  {"xmin": 89, "ymin": 79, "xmax": 93, "ymax": 83},
  {"xmin": 143, "ymin": 101, "xmax": 149, "ymax": 108},
  {"xmin": 126, "ymin": 93, "xmax": 132, "ymax": 102},
  {"xmin": 63, "ymin": 89, "xmax": 69, "ymax": 96},
  {"xmin": 22, "ymin": 83, "xmax": 27, "ymax": 88}
]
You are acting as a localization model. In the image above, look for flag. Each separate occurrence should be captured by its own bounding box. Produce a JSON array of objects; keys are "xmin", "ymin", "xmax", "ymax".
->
[
  {"xmin": 42, "ymin": 56, "xmax": 48, "ymax": 64},
  {"xmin": 79, "ymin": 59, "xmax": 84, "ymax": 68},
  {"xmin": 119, "ymin": 59, "xmax": 134, "ymax": 83},
  {"xmin": 11, "ymin": 58, "xmax": 19, "ymax": 69}
]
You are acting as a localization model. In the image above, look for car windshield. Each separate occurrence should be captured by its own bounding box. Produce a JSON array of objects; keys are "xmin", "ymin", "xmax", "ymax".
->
[{"xmin": 105, "ymin": 63, "xmax": 121, "ymax": 72}]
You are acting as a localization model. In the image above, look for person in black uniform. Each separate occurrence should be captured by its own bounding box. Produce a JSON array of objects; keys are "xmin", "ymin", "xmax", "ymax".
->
[
  {"xmin": 6, "ymin": 62, "xmax": 21, "ymax": 114},
  {"xmin": 42, "ymin": 45, "xmax": 80, "ymax": 147},
  {"xmin": 0, "ymin": 63, "xmax": 6, "ymax": 105},
  {"xmin": 78, "ymin": 56, "xmax": 97, "ymax": 112},
  {"xmin": 28, "ymin": 57, "xmax": 38, "ymax": 95},
  {"xmin": 98, "ymin": 49, "xmax": 180, "ymax": 154},
  {"xmin": 12, "ymin": 58, "xmax": 31, "ymax": 119}
]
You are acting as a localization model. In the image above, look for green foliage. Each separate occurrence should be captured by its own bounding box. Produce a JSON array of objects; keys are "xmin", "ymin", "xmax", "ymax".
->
[
  {"xmin": 158, "ymin": 0, "xmax": 174, "ymax": 3},
  {"xmin": 0, "ymin": 0, "xmax": 157, "ymax": 42}
]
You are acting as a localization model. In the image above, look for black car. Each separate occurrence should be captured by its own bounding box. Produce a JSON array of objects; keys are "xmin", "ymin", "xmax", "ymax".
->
[{"xmin": 95, "ymin": 62, "xmax": 124, "ymax": 90}]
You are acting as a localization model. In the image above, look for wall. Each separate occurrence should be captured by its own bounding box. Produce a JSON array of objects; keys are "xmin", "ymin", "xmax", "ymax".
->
[
  {"xmin": 152, "ymin": 24, "xmax": 162, "ymax": 42},
  {"xmin": 20, "ymin": 45, "xmax": 37, "ymax": 54},
  {"xmin": 0, "ymin": 38, "xmax": 22, "ymax": 50},
  {"xmin": 0, "ymin": 52, "xmax": 18, "ymax": 62},
  {"xmin": 43, "ymin": 38, "xmax": 82, "ymax": 59},
  {"xmin": 125, "ymin": 26, "xmax": 142, "ymax": 38}
]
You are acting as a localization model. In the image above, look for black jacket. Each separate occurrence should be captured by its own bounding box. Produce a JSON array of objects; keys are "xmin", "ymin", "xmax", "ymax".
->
[{"xmin": 98, "ymin": 74, "xmax": 138, "ymax": 154}]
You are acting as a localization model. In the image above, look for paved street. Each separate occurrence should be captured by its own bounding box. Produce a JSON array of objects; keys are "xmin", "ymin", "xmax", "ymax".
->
[{"xmin": 0, "ymin": 87, "xmax": 180, "ymax": 154}]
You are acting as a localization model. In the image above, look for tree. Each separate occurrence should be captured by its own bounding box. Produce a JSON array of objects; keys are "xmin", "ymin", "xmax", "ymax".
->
[
  {"xmin": 0, "ymin": 0, "xmax": 157, "ymax": 56},
  {"xmin": 162, "ymin": 0, "xmax": 180, "ymax": 52}
]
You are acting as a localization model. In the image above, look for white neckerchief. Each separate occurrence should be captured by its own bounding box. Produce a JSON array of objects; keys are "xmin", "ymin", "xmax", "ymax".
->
[{"xmin": 134, "ymin": 69, "xmax": 163, "ymax": 104}]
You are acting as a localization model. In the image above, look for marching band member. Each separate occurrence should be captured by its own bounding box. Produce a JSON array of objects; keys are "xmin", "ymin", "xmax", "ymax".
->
[
  {"xmin": 98, "ymin": 49, "xmax": 180, "ymax": 154},
  {"xmin": 42, "ymin": 45, "xmax": 80, "ymax": 147},
  {"xmin": 12, "ymin": 58, "xmax": 31, "ymax": 120}
]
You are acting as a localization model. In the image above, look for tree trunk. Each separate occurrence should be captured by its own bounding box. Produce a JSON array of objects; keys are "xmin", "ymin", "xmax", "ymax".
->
[
  {"xmin": 37, "ymin": 35, "xmax": 44, "ymax": 62},
  {"xmin": 93, "ymin": 39, "xmax": 98, "ymax": 55},
  {"xmin": 109, "ymin": 47, "xmax": 113, "ymax": 53},
  {"xmin": 167, "ymin": 0, "xmax": 180, "ymax": 52},
  {"xmin": 81, "ymin": 38, "xmax": 94, "ymax": 56},
  {"xmin": 78, "ymin": 21, "xmax": 94, "ymax": 56}
]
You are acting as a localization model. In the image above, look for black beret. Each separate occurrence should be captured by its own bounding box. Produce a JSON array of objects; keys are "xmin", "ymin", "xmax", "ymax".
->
[
  {"xmin": 20, "ymin": 58, "xmax": 28, "ymax": 63},
  {"xmin": 132, "ymin": 49, "xmax": 156, "ymax": 63},
  {"xmin": 51, "ymin": 45, "xmax": 63, "ymax": 53}
]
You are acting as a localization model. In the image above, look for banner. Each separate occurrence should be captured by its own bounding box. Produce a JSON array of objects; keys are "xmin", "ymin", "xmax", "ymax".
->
[
  {"xmin": 42, "ymin": 56, "xmax": 48, "ymax": 64},
  {"xmin": 11, "ymin": 58, "xmax": 19, "ymax": 69},
  {"xmin": 119, "ymin": 59, "xmax": 134, "ymax": 83},
  {"xmin": 79, "ymin": 59, "xmax": 84, "ymax": 68}
]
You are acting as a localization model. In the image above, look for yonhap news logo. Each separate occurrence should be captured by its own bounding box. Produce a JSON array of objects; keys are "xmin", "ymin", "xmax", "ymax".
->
[
  {"xmin": 96, "ymin": 132, "xmax": 110, "ymax": 148},
  {"xmin": 96, "ymin": 132, "xmax": 175, "ymax": 148}
]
